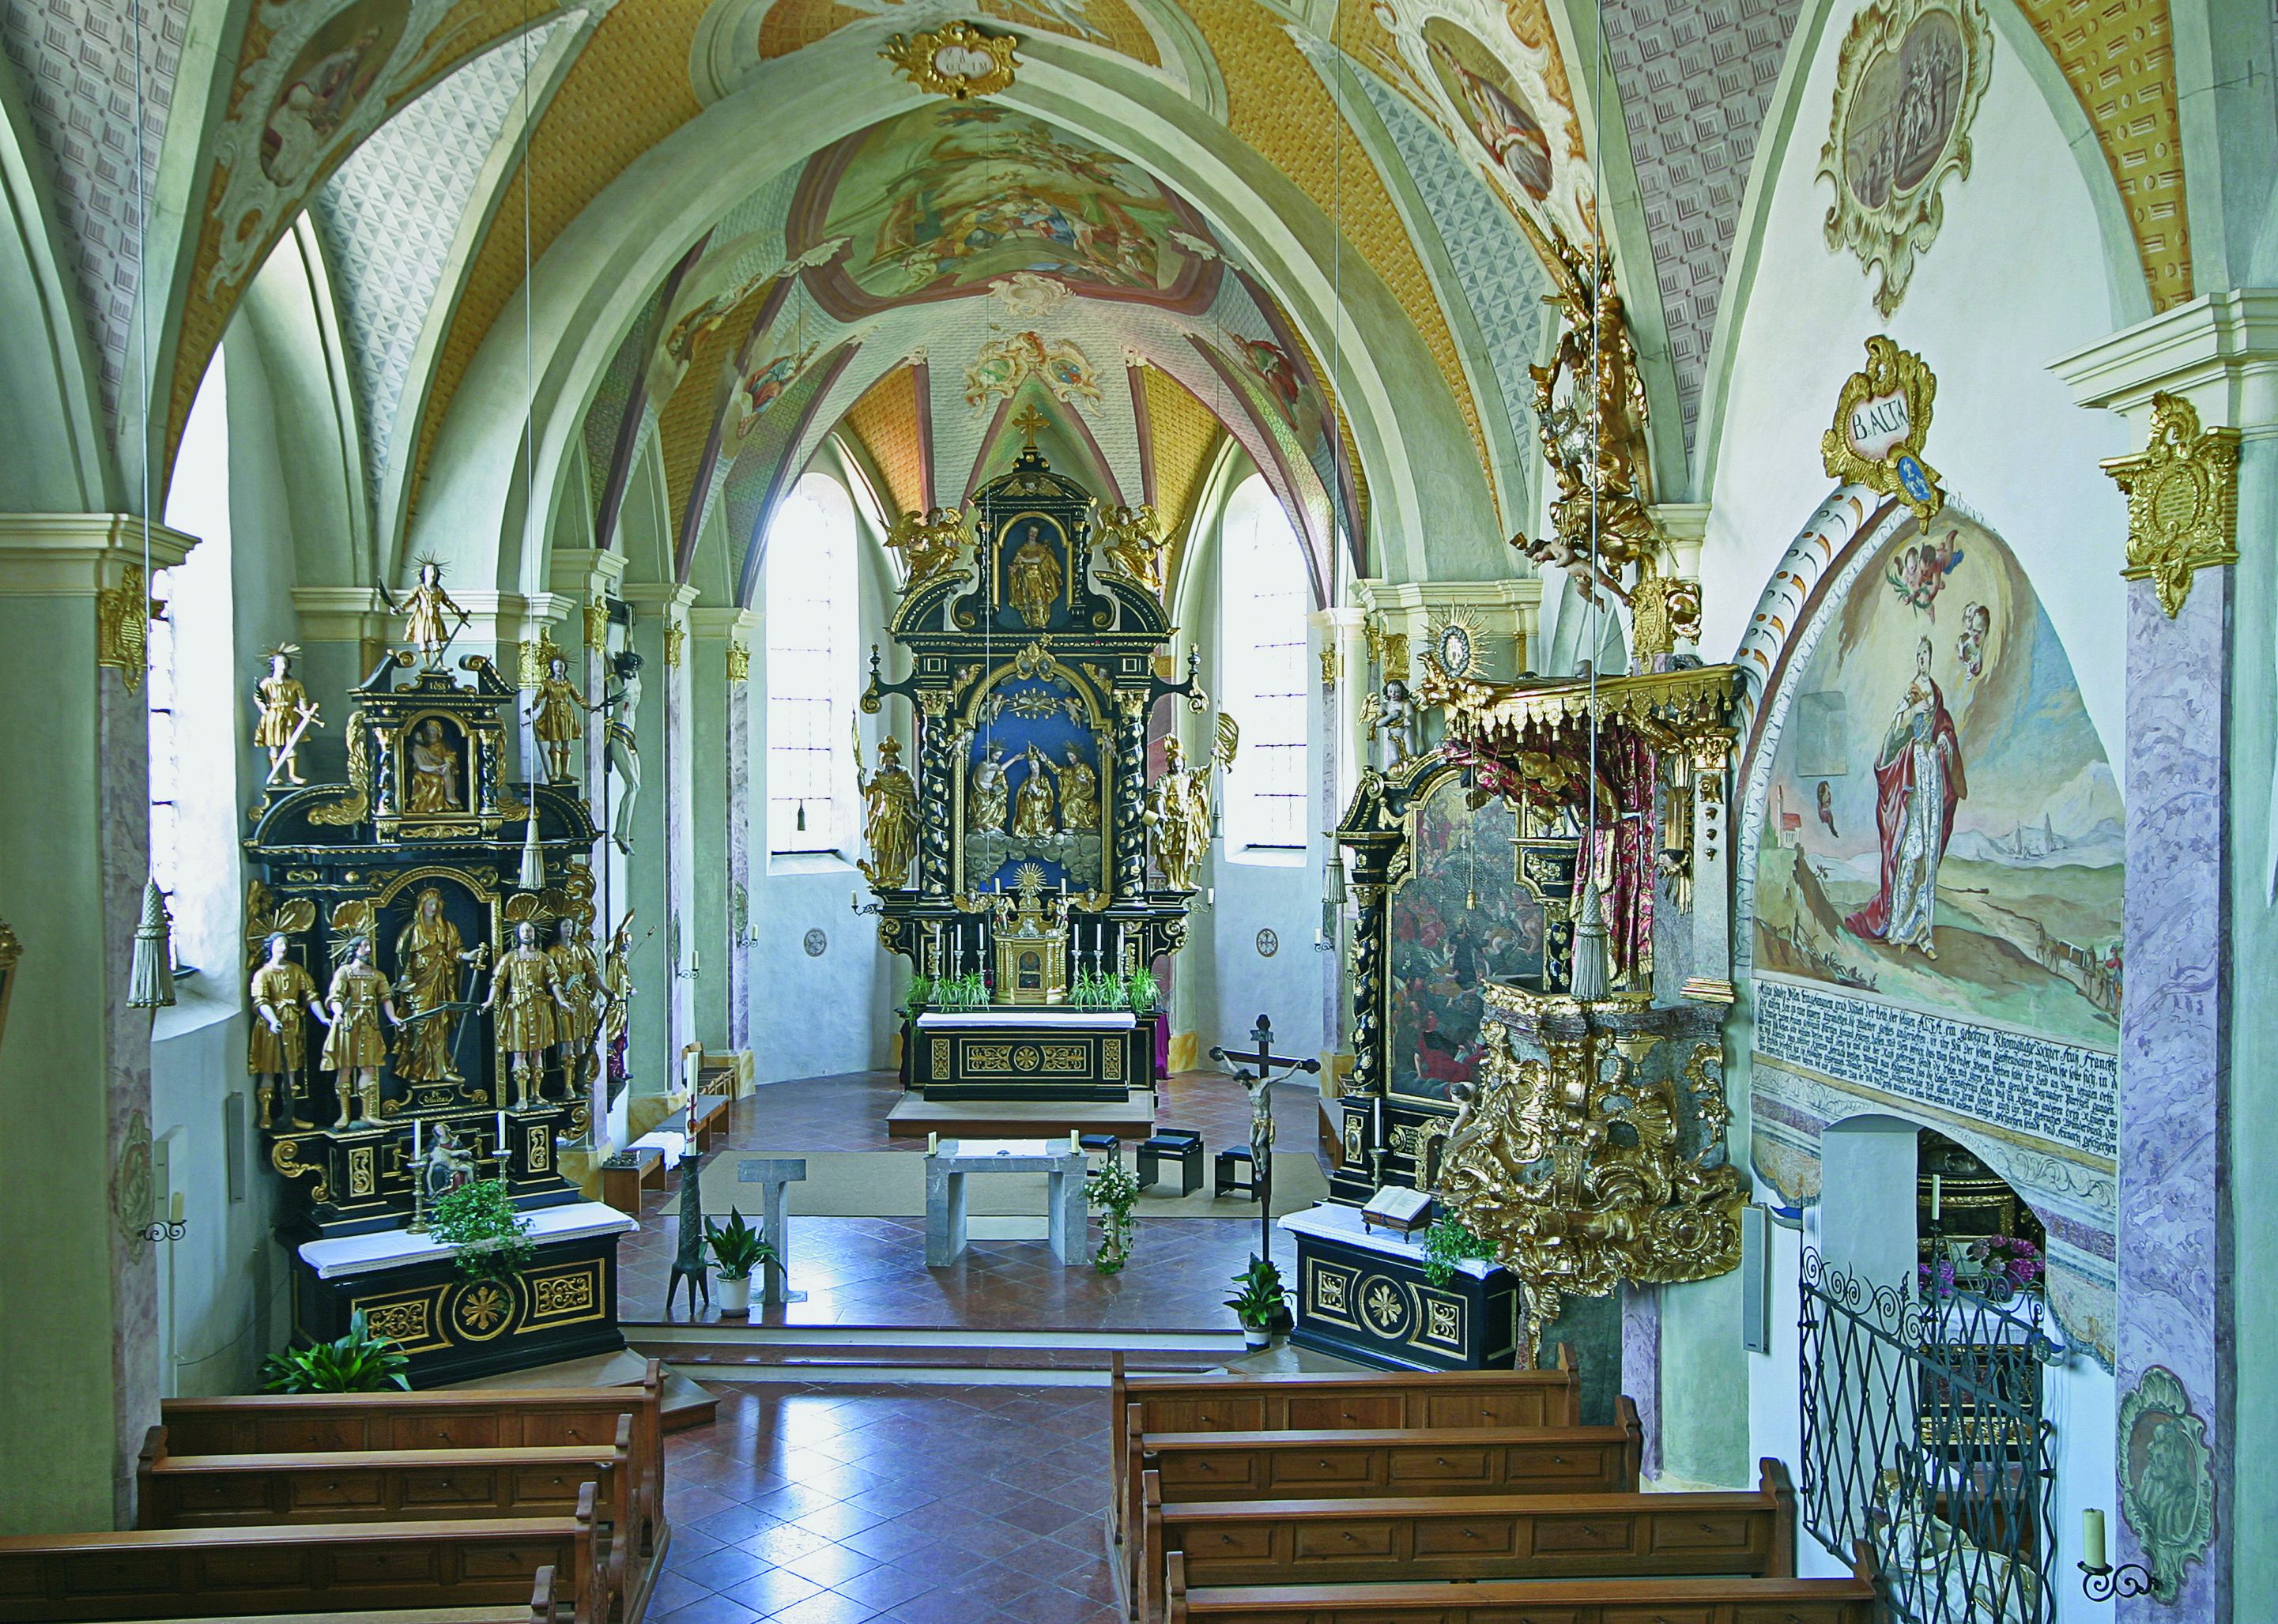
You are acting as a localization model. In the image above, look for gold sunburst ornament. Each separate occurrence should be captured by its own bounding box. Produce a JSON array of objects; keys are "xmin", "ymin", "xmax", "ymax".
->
[
  {"xmin": 881, "ymin": 21, "xmax": 1019, "ymax": 100},
  {"xmin": 1421, "ymin": 609, "xmax": 1488, "ymax": 681}
]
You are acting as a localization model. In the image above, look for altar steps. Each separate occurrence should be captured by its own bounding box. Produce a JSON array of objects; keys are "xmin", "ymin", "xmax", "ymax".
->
[{"xmin": 626, "ymin": 1324, "xmax": 1243, "ymax": 1382}]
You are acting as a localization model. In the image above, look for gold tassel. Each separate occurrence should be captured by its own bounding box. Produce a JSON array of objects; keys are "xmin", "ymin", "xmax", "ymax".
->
[{"xmin": 128, "ymin": 877, "xmax": 175, "ymax": 1009}]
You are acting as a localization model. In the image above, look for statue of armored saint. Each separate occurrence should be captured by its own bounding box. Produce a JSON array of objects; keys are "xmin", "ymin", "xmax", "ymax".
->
[
  {"xmin": 549, "ymin": 916, "xmax": 604, "ymax": 1092},
  {"xmin": 322, "ymin": 936, "xmax": 399, "ymax": 1128},
  {"xmin": 485, "ymin": 921, "xmax": 573, "ymax": 1109},
  {"xmin": 526, "ymin": 654, "xmax": 588, "ymax": 782},
  {"xmin": 248, "ymin": 933, "xmax": 326, "ymax": 1129}
]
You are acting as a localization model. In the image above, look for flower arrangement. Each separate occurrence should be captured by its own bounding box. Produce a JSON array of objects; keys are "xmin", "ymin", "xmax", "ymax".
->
[
  {"xmin": 1419, "ymin": 1212, "xmax": 1494, "ymax": 1287},
  {"xmin": 428, "ymin": 1177, "xmax": 536, "ymax": 1282},
  {"xmin": 1971, "ymin": 1234, "xmax": 2042, "ymax": 1293},
  {"xmin": 1086, "ymin": 1158, "xmax": 1141, "ymax": 1274}
]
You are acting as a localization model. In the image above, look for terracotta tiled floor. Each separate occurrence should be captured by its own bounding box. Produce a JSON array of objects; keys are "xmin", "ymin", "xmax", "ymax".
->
[
  {"xmin": 617, "ymin": 1070, "xmax": 1326, "ymax": 1332},
  {"xmin": 651, "ymin": 1381, "xmax": 1121, "ymax": 1624}
]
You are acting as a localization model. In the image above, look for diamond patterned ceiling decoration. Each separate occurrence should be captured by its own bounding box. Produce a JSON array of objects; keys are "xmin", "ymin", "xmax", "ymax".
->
[
  {"xmin": 311, "ymin": 13, "xmax": 582, "ymax": 516},
  {"xmin": 1603, "ymin": 0, "xmax": 1804, "ymax": 456}
]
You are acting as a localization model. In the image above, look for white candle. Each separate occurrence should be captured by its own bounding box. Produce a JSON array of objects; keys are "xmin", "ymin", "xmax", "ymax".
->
[
  {"xmin": 170, "ymin": 1190, "xmax": 185, "ymax": 1223},
  {"xmin": 928, "ymin": 1131, "xmax": 939, "ymax": 1153},
  {"xmin": 1931, "ymin": 1174, "xmax": 1942, "ymax": 1221},
  {"xmin": 2082, "ymin": 1508, "xmax": 2107, "ymax": 1571},
  {"xmin": 496, "ymin": 1110, "xmax": 508, "ymax": 1156},
  {"xmin": 413, "ymin": 1119, "xmax": 422, "ymax": 1163}
]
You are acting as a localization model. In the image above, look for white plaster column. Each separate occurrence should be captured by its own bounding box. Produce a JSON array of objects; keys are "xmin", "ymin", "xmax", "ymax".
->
[
  {"xmin": 2053, "ymin": 290, "xmax": 2278, "ymax": 1621},
  {"xmin": 289, "ymin": 586, "xmax": 389, "ymax": 775},
  {"xmin": 548, "ymin": 552, "xmax": 628, "ymax": 1144},
  {"xmin": 445, "ymin": 591, "xmax": 574, "ymax": 782},
  {"xmin": 1650, "ymin": 501, "xmax": 1711, "ymax": 665},
  {"xmin": 623, "ymin": 584, "xmax": 698, "ymax": 1100},
  {"xmin": 0, "ymin": 515, "xmax": 196, "ymax": 1531},
  {"xmin": 690, "ymin": 607, "xmax": 758, "ymax": 1055},
  {"xmin": 1313, "ymin": 605, "xmax": 1365, "ymax": 1073}
]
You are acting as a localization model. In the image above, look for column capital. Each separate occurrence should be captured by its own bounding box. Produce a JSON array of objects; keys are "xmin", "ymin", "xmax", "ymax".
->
[
  {"xmin": 621, "ymin": 582, "xmax": 700, "ymax": 612},
  {"xmin": 1351, "ymin": 577, "xmax": 1541, "ymax": 677},
  {"xmin": 2050, "ymin": 289, "xmax": 2278, "ymax": 431},
  {"xmin": 447, "ymin": 590, "xmax": 575, "ymax": 648},
  {"xmin": 0, "ymin": 514, "xmax": 198, "ymax": 596},
  {"xmin": 291, "ymin": 586, "xmax": 387, "ymax": 642},
  {"xmin": 550, "ymin": 548, "xmax": 627, "ymax": 597},
  {"xmin": 688, "ymin": 607, "xmax": 760, "ymax": 640}
]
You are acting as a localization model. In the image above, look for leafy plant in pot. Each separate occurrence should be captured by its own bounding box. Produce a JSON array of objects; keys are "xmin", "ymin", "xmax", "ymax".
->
[
  {"xmin": 704, "ymin": 1207, "xmax": 777, "ymax": 1314},
  {"xmin": 1226, "ymin": 1255, "xmax": 1292, "ymax": 1350},
  {"xmin": 428, "ymin": 1178, "xmax": 536, "ymax": 1283},
  {"xmin": 260, "ymin": 1310, "xmax": 411, "ymax": 1393},
  {"xmin": 1086, "ymin": 1158, "xmax": 1141, "ymax": 1274}
]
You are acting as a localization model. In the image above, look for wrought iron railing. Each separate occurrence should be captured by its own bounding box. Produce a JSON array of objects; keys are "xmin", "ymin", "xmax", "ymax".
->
[{"xmin": 1798, "ymin": 1246, "xmax": 2060, "ymax": 1624}]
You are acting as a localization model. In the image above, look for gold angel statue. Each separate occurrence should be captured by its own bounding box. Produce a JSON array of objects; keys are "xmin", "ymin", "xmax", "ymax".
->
[
  {"xmin": 857, "ymin": 733, "xmax": 920, "ymax": 889},
  {"xmin": 885, "ymin": 507, "xmax": 969, "ymax": 594},
  {"xmin": 1144, "ymin": 735, "xmax": 1213, "ymax": 891},
  {"xmin": 1097, "ymin": 503, "xmax": 1167, "ymax": 598}
]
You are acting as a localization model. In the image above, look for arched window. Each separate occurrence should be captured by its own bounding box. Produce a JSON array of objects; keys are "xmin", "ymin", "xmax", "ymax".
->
[
  {"xmin": 1219, "ymin": 476, "xmax": 1310, "ymax": 852},
  {"xmin": 764, "ymin": 473, "xmax": 859, "ymax": 855}
]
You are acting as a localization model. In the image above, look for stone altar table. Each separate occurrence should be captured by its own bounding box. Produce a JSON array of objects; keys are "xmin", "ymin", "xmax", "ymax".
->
[
  {"xmin": 926, "ymin": 1138, "xmax": 1087, "ymax": 1267},
  {"xmin": 736, "ymin": 1156, "xmax": 808, "ymax": 1305}
]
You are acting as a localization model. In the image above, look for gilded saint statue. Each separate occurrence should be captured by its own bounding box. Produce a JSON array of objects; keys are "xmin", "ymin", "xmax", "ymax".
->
[
  {"xmin": 321, "ymin": 936, "xmax": 399, "ymax": 1128},
  {"xmin": 253, "ymin": 646, "xmax": 320, "ymax": 786},
  {"xmin": 1143, "ymin": 735, "xmax": 1213, "ymax": 892},
  {"xmin": 1005, "ymin": 523, "xmax": 1062, "ymax": 629},
  {"xmin": 387, "ymin": 558, "xmax": 468, "ymax": 669},
  {"xmin": 549, "ymin": 916, "xmax": 604, "ymax": 1092},
  {"xmin": 1012, "ymin": 745, "xmax": 1058, "ymax": 838},
  {"xmin": 405, "ymin": 719, "xmax": 463, "ymax": 813},
  {"xmin": 968, "ymin": 743, "xmax": 1011, "ymax": 832},
  {"xmin": 392, "ymin": 886, "xmax": 484, "ymax": 1084},
  {"xmin": 600, "ymin": 913, "xmax": 635, "ymax": 1092},
  {"xmin": 1097, "ymin": 504, "xmax": 1167, "ymax": 599},
  {"xmin": 247, "ymin": 933, "xmax": 326, "ymax": 1129},
  {"xmin": 857, "ymin": 734, "xmax": 920, "ymax": 889},
  {"xmin": 485, "ymin": 921, "xmax": 574, "ymax": 1109},
  {"xmin": 527, "ymin": 655, "xmax": 587, "ymax": 782},
  {"xmin": 1056, "ymin": 743, "xmax": 1101, "ymax": 832}
]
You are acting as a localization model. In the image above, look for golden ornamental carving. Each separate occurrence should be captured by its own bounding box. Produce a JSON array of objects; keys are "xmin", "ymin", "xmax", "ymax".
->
[
  {"xmin": 1437, "ymin": 1020, "xmax": 1744, "ymax": 1327},
  {"xmin": 1820, "ymin": 337, "xmax": 1944, "ymax": 521},
  {"xmin": 583, "ymin": 596, "xmax": 609, "ymax": 648},
  {"xmin": 308, "ymin": 710, "xmax": 373, "ymax": 827},
  {"xmin": 662, "ymin": 619, "xmax": 685, "ymax": 669},
  {"xmin": 725, "ymin": 639, "xmax": 751, "ymax": 684},
  {"xmin": 516, "ymin": 630, "xmax": 564, "ymax": 690},
  {"xmin": 881, "ymin": 21, "xmax": 1018, "ymax": 100},
  {"xmin": 2102, "ymin": 391, "xmax": 2240, "ymax": 618},
  {"xmin": 1816, "ymin": 0, "xmax": 1992, "ymax": 316},
  {"xmin": 1510, "ymin": 213, "xmax": 1658, "ymax": 596},
  {"xmin": 886, "ymin": 507, "xmax": 972, "ymax": 594},
  {"xmin": 1318, "ymin": 645, "xmax": 1341, "ymax": 693},
  {"xmin": 359, "ymin": 1300, "xmax": 430, "ymax": 1344},
  {"xmin": 96, "ymin": 563, "xmax": 149, "ymax": 691},
  {"xmin": 1626, "ymin": 568, "xmax": 1702, "ymax": 665}
]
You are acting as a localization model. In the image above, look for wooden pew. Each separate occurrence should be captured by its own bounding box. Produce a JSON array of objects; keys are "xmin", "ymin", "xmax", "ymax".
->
[
  {"xmin": 157, "ymin": 1361, "xmax": 665, "ymax": 1561},
  {"xmin": 1124, "ymin": 1400, "xmax": 1640, "ymax": 1611},
  {"xmin": 1139, "ymin": 1458, "xmax": 1797, "ymax": 1624},
  {"xmin": 1161, "ymin": 1542, "xmax": 1879, "ymax": 1624},
  {"xmin": 0, "ymin": 1485, "xmax": 607, "ymax": 1624},
  {"xmin": 1110, "ymin": 1349, "xmax": 1581, "ymax": 1552}
]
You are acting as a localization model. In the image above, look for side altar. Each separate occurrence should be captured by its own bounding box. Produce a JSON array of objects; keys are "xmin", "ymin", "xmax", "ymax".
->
[
  {"xmin": 243, "ymin": 627, "xmax": 636, "ymax": 1385},
  {"xmin": 856, "ymin": 432, "xmax": 1204, "ymax": 1136}
]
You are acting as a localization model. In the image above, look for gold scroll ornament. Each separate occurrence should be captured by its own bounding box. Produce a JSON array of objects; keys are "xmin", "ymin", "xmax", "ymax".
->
[
  {"xmin": 2101, "ymin": 391, "xmax": 2239, "ymax": 618},
  {"xmin": 881, "ymin": 21, "xmax": 1018, "ymax": 100},
  {"xmin": 1822, "ymin": 336, "xmax": 1944, "ymax": 522},
  {"xmin": 1436, "ymin": 1019, "xmax": 1743, "ymax": 1336}
]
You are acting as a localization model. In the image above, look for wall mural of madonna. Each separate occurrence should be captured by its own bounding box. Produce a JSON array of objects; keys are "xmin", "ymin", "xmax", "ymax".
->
[{"xmin": 1388, "ymin": 773, "xmax": 1544, "ymax": 1102}]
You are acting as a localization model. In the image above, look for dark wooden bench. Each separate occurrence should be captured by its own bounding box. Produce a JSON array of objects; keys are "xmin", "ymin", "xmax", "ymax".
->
[
  {"xmin": 1140, "ymin": 1458, "xmax": 1797, "ymax": 1624},
  {"xmin": 0, "ymin": 1486, "xmax": 605, "ymax": 1623},
  {"xmin": 157, "ymin": 1362, "xmax": 665, "ymax": 1562},
  {"xmin": 1163, "ymin": 1541, "xmax": 1877, "ymax": 1623},
  {"xmin": 690, "ymin": 1094, "xmax": 731, "ymax": 1151},
  {"xmin": 1111, "ymin": 1350, "xmax": 1580, "ymax": 1551},
  {"xmin": 1125, "ymin": 1402, "xmax": 1640, "ymax": 1612}
]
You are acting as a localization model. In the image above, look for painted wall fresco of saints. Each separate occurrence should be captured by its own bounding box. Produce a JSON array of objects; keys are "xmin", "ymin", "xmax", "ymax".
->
[{"xmin": 1754, "ymin": 514, "xmax": 2124, "ymax": 1047}]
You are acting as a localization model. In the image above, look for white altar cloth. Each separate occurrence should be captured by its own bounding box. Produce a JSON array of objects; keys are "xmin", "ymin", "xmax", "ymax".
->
[
  {"xmin": 915, "ymin": 1011, "xmax": 1137, "ymax": 1030},
  {"xmin": 297, "ymin": 1200, "xmax": 637, "ymax": 1280},
  {"xmin": 1277, "ymin": 1200, "xmax": 1497, "ymax": 1279}
]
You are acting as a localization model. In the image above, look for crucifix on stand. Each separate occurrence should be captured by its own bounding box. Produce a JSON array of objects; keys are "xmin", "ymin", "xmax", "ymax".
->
[{"xmin": 1211, "ymin": 1015, "xmax": 1321, "ymax": 1260}]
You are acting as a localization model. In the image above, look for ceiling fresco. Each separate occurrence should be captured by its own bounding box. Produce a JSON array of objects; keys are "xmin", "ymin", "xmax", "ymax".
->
[
  {"xmin": 756, "ymin": 0, "xmax": 1168, "ymax": 67},
  {"xmin": 788, "ymin": 104, "xmax": 1222, "ymax": 315}
]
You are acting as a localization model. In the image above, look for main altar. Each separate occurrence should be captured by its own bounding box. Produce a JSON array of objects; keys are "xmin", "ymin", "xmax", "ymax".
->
[
  {"xmin": 243, "ymin": 627, "xmax": 635, "ymax": 1385},
  {"xmin": 858, "ymin": 430, "xmax": 1199, "ymax": 1136}
]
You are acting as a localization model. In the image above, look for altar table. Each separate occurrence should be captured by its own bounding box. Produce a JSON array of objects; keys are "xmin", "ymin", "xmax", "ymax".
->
[
  {"xmin": 911, "ymin": 1010, "xmax": 1150, "ymax": 1102},
  {"xmin": 926, "ymin": 1137, "xmax": 1087, "ymax": 1267}
]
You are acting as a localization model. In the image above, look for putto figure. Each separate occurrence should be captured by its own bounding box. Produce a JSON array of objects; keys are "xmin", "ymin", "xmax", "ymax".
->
[
  {"xmin": 247, "ymin": 933, "xmax": 326, "ymax": 1129},
  {"xmin": 485, "ymin": 921, "xmax": 574, "ymax": 1108},
  {"xmin": 252, "ymin": 645, "xmax": 320, "ymax": 786},
  {"xmin": 858, "ymin": 734, "xmax": 920, "ymax": 889}
]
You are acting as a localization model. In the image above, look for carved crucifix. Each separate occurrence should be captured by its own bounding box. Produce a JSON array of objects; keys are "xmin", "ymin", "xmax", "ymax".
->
[{"xmin": 1210, "ymin": 1014, "xmax": 1321, "ymax": 1258}]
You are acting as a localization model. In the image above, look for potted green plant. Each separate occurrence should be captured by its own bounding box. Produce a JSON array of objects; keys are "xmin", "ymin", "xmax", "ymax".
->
[
  {"xmin": 1226, "ymin": 1255, "xmax": 1289, "ymax": 1351},
  {"xmin": 704, "ymin": 1206, "xmax": 777, "ymax": 1314},
  {"xmin": 1126, "ymin": 966, "xmax": 1161, "ymax": 1014},
  {"xmin": 1419, "ymin": 1211, "xmax": 1495, "ymax": 1287},
  {"xmin": 427, "ymin": 1178, "xmax": 536, "ymax": 1283},
  {"xmin": 259, "ymin": 1310, "xmax": 411, "ymax": 1393},
  {"xmin": 1086, "ymin": 1158, "xmax": 1141, "ymax": 1274}
]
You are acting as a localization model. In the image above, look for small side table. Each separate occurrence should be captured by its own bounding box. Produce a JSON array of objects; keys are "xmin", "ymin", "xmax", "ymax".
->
[
  {"xmin": 1137, "ymin": 1131, "xmax": 1204, "ymax": 1196},
  {"xmin": 1214, "ymin": 1146, "xmax": 1258, "ymax": 1200},
  {"xmin": 926, "ymin": 1138, "xmax": 1087, "ymax": 1267},
  {"xmin": 735, "ymin": 1156, "xmax": 809, "ymax": 1305}
]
